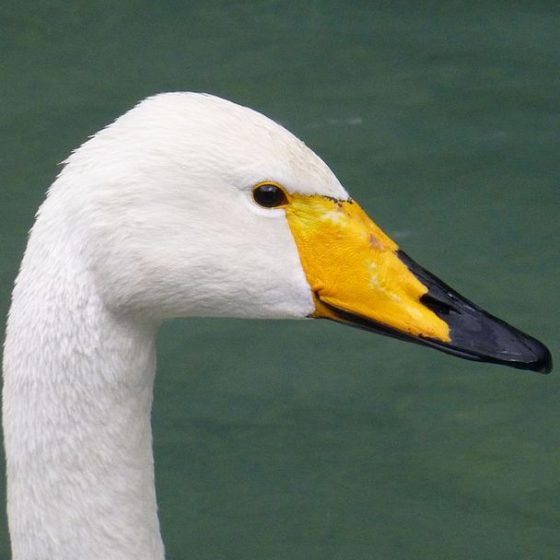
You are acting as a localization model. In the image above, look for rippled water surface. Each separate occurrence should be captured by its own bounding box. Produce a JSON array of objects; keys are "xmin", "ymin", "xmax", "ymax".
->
[{"xmin": 1, "ymin": 2, "xmax": 558, "ymax": 558}]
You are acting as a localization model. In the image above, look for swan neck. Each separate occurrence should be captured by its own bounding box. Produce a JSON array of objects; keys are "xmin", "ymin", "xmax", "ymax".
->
[{"xmin": 3, "ymin": 227, "xmax": 164, "ymax": 560}]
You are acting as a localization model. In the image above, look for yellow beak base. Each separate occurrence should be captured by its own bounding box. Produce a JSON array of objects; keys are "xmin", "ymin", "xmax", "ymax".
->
[{"xmin": 285, "ymin": 195, "xmax": 450, "ymax": 343}]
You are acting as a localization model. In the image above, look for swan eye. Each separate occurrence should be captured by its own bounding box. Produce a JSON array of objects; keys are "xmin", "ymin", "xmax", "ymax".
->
[{"xmin": 253, "ymin": 183, "xmax": 289, "ymax": 208}]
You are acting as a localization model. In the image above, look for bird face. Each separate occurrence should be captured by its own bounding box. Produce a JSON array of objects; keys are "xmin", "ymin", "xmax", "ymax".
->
[{"xmin": 63, "ymin": 93, "xmax": 550, "ymax": 373}]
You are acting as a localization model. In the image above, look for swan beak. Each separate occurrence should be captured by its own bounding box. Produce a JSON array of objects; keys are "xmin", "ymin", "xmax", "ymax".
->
[{"xmin": 286, "ymin": 195, "xmax": 552, "ymax": 374}]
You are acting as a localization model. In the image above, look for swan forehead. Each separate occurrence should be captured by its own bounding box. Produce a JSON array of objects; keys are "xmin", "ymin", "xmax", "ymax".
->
[{"xmin": 112, "ymin": 92, "xmax": 349, "ymax": 200}]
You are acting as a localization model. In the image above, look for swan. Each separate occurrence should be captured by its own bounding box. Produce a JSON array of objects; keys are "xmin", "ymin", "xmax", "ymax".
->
[{"xmin": 2, "ymin": 92, "xmax": 551, "ymax": 560}]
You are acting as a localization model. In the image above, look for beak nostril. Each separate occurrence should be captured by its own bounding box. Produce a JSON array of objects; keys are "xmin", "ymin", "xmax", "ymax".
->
[{"xmin": 421, "ymin": 293, "xmax": 456, "ymax": 317}]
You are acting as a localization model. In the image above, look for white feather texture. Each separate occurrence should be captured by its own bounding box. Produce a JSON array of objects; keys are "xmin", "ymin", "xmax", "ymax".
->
[{"xmin": 2, "ymin": 93, "xmax": 348, "ymax": 559}]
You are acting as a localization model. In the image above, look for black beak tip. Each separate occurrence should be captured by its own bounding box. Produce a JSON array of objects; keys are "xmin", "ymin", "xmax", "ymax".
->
[
  {"xmin": 443, "ymin": 317, "xmax": 553, "ymax": 375},
  {"xmin": 398, "ymin": 250, "xmax": 553, "ymax": 375},
  {"xmin": 449, "ymin": 320, "xmax": 554, "ymax": 375},
  {"xmin": 525, "ymin": 341, "xmax": 553, "ymax": 374}
]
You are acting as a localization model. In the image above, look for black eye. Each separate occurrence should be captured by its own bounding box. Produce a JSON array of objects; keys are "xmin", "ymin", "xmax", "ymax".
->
[{"xmin": 253, "ymin": 183, "xmax": 289, "ymax": 208}]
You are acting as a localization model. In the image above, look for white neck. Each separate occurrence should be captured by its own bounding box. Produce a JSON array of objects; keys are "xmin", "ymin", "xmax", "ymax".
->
[{"xmin": 3, "ymin": 215, "xmax": 164, "ymax": 560}]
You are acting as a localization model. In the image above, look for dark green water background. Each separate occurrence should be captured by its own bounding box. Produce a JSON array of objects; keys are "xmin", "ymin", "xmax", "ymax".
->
[{"xmin": 1, "ymin": 2, "xmax": 559, "ymax": 558}]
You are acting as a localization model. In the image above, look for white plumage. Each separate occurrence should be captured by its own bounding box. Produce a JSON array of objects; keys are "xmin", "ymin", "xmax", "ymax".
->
[
  {"xmin": 3, "ymin": 91, "xmax": 551, "ymax": 560},
  {"xmin": 3, "ymin": 93, "xmax": 349, "ymax": 560}
]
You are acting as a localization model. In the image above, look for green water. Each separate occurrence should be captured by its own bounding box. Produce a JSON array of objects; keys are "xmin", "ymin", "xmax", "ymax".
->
[{"xmin": 1, "ymin": 2, "xmax": 558, "ymax": 558}]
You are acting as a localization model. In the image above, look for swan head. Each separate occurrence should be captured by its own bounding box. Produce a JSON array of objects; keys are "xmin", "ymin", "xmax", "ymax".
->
[{"xmin": 52, "ymin": 92, "xmax": 551, "ymax": 372}]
